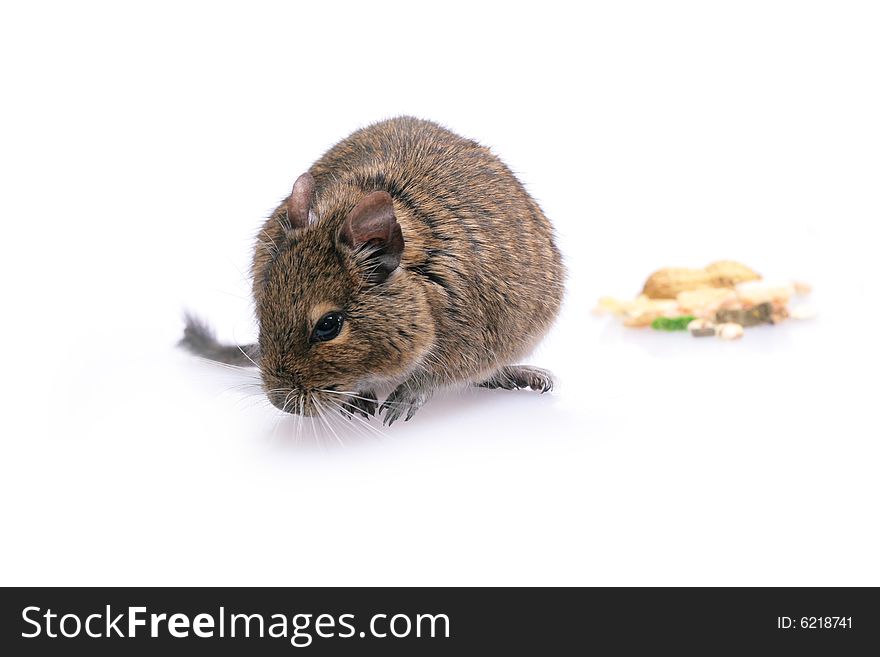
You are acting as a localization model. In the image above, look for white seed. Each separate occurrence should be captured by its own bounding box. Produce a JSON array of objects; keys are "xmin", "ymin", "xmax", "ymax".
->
[{"xmin": 716, "ymin": 322, "xmax": 744, "ymax": 340}]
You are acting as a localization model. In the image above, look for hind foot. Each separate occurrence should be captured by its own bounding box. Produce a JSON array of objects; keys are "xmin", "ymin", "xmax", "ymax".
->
[{"xmin": 477, "ymin": 365, "xmax": 555, "ymax": 393}]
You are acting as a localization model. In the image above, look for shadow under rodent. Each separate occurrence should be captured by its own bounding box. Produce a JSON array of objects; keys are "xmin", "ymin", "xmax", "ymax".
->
[{"xmin": 180, "ymin": 116, "xmax": 565, "ymax": 424}]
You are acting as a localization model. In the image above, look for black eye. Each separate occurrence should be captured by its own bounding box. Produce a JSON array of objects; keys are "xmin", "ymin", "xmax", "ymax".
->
[{"xmin": 311, "ymin": 312, "xmax": 344, "ymax": 342}]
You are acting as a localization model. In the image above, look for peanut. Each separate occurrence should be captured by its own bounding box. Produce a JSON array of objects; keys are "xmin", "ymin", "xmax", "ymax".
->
[{"xmin": 642, "ymin": 260, "xmax": 761, "ymax": 299}]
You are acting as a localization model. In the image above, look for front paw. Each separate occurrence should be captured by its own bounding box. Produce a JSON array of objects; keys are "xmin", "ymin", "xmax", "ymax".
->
[
  {"xmin": 340, "ymin": 392, "xmax": 378, "ymax": 419},
  {"xmin": 379, "ymin": 385, "xmax": 431, "ymax": 426}
]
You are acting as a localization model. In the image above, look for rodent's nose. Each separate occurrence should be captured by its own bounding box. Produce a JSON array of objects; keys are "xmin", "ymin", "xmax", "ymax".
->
[{"xmin": 268, "ymin": 389, "xmax": 301, "ymax": 414}]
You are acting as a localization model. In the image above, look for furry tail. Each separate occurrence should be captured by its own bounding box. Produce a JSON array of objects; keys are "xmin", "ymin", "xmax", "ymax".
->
[{"xmin": 178, "ymin": 313, "xmax": 260, "ymax": 367}]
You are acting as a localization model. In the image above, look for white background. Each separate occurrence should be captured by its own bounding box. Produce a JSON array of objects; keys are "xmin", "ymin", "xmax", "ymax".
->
[{"xmin": 1, "ymin": 1, "xmax": 878, "ymax": 586}]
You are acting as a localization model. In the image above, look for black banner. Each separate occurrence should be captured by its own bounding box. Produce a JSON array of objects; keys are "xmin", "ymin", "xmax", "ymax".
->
[{"xmin": 1, "ymin": 587, "xmax": 876, "ymax": 654}]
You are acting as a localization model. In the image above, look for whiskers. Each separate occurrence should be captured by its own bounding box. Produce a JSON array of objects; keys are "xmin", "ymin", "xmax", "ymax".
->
[
  {"xmin": 189, "ymin": 357, "xmax": 389, "ymax": 445},
  {"xmin": 261, "ymin": 386, "xmax": 391, "ymax": 447}
]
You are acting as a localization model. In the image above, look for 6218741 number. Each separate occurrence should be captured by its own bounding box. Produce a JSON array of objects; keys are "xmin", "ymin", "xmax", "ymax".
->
[{"xmin": 777, "ymin": 617, "xmax": 852, "ymax": 629}]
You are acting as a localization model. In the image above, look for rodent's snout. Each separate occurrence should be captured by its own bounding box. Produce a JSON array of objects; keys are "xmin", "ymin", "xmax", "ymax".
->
[
  {"xmin": 267, "ymin": 389, "xmax": 310, "ymax": 416},
  {"xmin": 266, "ymin": 385, "xmax": 347, "ymax": 417}
]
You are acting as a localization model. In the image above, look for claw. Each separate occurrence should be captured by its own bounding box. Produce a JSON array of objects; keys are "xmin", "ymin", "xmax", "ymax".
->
[{"xmin": 380, "ymin": 402, "xmax": 402, "ymax": 426}]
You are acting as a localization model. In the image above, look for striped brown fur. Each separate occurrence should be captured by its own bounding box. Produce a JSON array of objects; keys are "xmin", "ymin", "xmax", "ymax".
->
[{"xmin": 184, "ymin": 116, "xmax": 564, "ymax": 424}]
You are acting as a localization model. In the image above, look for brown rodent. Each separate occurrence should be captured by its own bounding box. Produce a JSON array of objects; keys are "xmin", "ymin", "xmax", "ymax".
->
[{"xmin": 181, "ymin": 117, "xmax": 565, "ymax": 424}]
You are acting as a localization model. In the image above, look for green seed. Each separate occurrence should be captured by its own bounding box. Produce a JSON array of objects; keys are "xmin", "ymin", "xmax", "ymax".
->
[{"xmin": 650, "ymin": 315, "xmax": 696, "ymax": 331}]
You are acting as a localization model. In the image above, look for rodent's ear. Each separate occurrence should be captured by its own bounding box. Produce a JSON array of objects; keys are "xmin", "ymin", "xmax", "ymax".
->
[
  {"xmin": 285, "ymin": 172, "xmax": 315, "ymax": 230},
  {"xmin": 340, "ymin": 191, "xmax": 404, "ymax": 280}
]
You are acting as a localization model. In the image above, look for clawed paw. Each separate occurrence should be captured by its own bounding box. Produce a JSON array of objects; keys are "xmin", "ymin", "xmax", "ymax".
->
[
  {"xmin": 339, "ymin": 394, "xmax": 378, "ymax": 420},
  {"xmin": 379, "ymin": 386, "xmax": 431, "ymax": 426}
]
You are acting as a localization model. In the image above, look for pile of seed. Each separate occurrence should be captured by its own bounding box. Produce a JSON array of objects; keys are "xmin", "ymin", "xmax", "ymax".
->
[{"xmin": 594, "ymin": 261, "xmax": 814, "ymax": 340}]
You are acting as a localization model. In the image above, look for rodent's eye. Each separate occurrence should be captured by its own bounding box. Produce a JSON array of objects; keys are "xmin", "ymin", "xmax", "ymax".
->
[{"xmin": 311, "ymin": 312, "xmax": 344, "ymax": 342}]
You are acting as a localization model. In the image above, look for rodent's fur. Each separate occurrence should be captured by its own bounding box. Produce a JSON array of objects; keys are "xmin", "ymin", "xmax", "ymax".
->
[{"xmin": 181, "ymin": 116, "xmax": 564, "ymax": 424}]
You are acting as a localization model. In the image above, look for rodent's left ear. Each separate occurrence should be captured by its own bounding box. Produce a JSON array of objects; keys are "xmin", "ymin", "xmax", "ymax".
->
[{"xmin": 340, "ymin": 191, "xmax": 404, "ymax": 281}]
